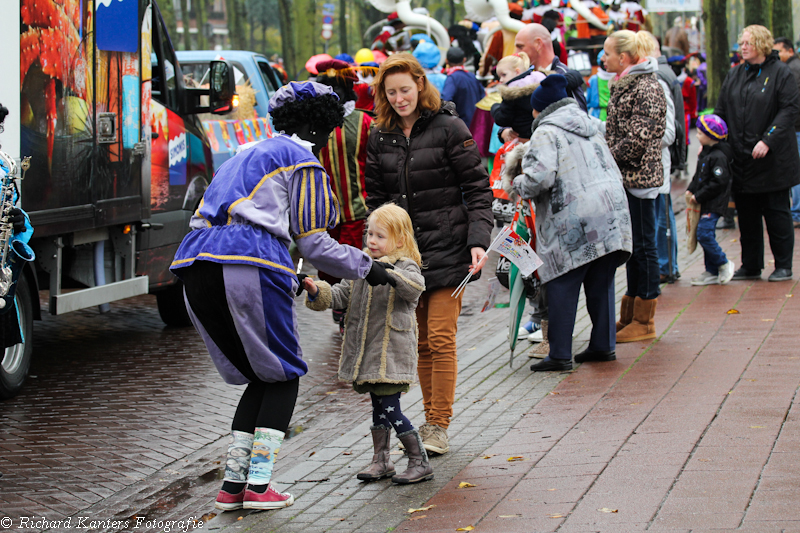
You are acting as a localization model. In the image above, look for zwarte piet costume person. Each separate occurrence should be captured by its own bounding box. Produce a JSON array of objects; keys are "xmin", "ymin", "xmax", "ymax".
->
[{"xmin": 170, "ymin": 81, "xmax": 396, "ymax": 512}]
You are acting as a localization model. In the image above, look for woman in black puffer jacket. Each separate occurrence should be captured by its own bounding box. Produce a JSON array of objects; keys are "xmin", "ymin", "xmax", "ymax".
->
[{"xmin": 366, "ymin": 53, "xmax": 493, "ymax": 456}]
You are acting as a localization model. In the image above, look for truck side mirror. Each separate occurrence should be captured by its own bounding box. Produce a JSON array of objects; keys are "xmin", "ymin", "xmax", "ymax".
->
[{"xmin": 209, "ymin": 60, "xmax": 236, "ymax": 114}]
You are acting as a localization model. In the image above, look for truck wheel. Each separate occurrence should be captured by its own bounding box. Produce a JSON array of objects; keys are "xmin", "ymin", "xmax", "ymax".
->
[
  {"xmin": 0, "ymin": 274, "xmax": 34, "ymax": 400},
  {"xmin": 156, "ymin": 280, "xmax": 193, "ymax": 327}
]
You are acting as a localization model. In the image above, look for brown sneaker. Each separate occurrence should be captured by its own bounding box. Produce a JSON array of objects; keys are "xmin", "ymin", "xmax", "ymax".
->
[
  {"xmin": 421, "ymin": 424, "xmax": 449, "ymax": 455},
  {"xmin": 399, "ymin": 423, "xmax": 431, "ymax": 451}
]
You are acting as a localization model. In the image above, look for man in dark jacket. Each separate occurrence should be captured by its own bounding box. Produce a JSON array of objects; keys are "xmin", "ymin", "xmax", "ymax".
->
[
  {"xmin": 774, "ymin": 37, "xmax": 800, "ymax": 227},
  {"xmin": 715, "ymin": 26, "xmax": 800, "ymax": 282},
  {"xmin": 441, "ymin": 47, "xmax": 485, "ymax": 129}
]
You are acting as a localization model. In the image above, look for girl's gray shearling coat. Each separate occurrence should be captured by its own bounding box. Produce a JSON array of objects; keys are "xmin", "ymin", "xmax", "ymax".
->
[{"xmin": 306, "ymin": 253, "xmax": 425, "ymax": 385}]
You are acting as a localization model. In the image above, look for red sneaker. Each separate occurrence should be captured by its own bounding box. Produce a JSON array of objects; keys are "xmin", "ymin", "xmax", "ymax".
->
[
  {"xmin": 214, "ymin": 486, "xmax": 245, "ymax": 511},
  {"xmin": 243, "ymin": 484, "xmax": 294, "ymax": 510}
]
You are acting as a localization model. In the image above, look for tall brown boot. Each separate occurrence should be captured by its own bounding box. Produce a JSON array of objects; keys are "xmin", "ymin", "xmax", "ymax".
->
[
  {"xmin": 392, "ymin": 429, "xmax": 433, "ymax": 484},
  {"xmin": 616, "ymin": 297, "xmax": 657, "ymax": 343},
  {"xmin": 357, "ymin": 426, "xmax": 396, "ymax": 481},
  {"xmin": 616, "ymin": 295, "xmax": 635, "ymax": 332}
]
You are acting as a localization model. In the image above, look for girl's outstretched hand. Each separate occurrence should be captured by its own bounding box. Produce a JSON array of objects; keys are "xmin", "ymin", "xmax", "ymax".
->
[{"xmin": 304, "ymin": 277, "xmax": 319, "ymax": 296}]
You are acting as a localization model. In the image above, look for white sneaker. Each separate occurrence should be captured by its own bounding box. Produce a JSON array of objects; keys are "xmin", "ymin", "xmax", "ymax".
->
[
  {"xmin": 528, "ymin": 329, "xmax": 544, "ymax": 343},
  {"xmin": 718, "ymin": 260, "xmax": 735, "ymax": 284},
  {"xmin": 691, "ymin": 271, "xmax": 719, "ymax": 285}
]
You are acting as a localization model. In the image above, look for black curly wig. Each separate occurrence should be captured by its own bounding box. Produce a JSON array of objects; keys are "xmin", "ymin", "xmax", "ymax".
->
[
  {"xmin": 270, "ymin": 94, "xmax": 345, "ymax": 134},
  {"xmin": 316, "ymin": 75, "xmax": 358, "ymax": 104}
]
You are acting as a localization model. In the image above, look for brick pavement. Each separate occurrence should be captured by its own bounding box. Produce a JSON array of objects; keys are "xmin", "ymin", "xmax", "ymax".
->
[{"xmin": 3, "ymin": 165, "xmax": 800, "ymax": 532}]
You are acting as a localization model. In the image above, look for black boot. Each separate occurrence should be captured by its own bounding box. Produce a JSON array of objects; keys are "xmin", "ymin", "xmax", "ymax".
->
[
  {"xmin": 574, "ymin": 348, "xmax": 616, "ymax": 363},
  {"xmin": 530, "ymin": 357, "xmax": 573, "ymax": 372}
]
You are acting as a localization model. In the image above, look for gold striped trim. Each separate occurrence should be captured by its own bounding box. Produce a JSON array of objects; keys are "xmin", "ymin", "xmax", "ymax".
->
[
  {"xmin": 170, "ymin": 253, "xmax": 295, "ymax": 275},
  {"xmin": 226, "ymin": 161, "xmax": 318, "ymax": 225}
]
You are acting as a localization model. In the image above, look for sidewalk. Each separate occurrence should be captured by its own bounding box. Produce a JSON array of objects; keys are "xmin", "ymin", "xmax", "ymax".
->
[{"xmin": 198, "ymin": 197, "xmax": 800, "ymax": 530}]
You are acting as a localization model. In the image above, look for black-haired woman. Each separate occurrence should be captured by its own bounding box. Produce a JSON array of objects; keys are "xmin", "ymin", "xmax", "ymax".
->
[{"xmin": 171, "ymin": 81, "xmax": 396, "ymax": 512}]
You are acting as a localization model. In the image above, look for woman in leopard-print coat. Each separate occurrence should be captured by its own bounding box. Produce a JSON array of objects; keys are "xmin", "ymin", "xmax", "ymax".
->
[{"xmin": 603, "ymin": 30, "xmax": 667, "ymax": 344}]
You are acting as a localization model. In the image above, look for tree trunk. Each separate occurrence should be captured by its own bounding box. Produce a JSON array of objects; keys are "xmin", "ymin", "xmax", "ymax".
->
[
  {"xmin": 226, "ymin": 0, "xmax": 241, "ymax": 48},
  {"xmin": 339, "ymin": 0, "xmax": 348, "ymax": 54},
  {"xmin": 160, "ymin": 0, "xmax": 179, "ymax": 41},
  {"xmin": 195, "ymin": 0, "xmax": 209, "ymax": 49},
  {"xmin": 277, "ymin": 0, "xmax": 297, "ymax": 78},
  {"xmin": 703, "ymin": 0, "xmax": 730, "ymax": 109},
  {"xmin": 448, "ymin": 0, "xmax": 455, "ymax": 28},
  {"xmin": 772, "ymin": 0, "xmax": 793, "ymax": 40},
  {"xmin": 180, "ymin": 0, "xmax": 192, "ymax": 50},
  {"xmin": 743, "ymin": 0, "xmax": 771, "ymax": 29},
  {"xmin": 295, "ymin": 0, "xmax": 318, "ymax": 78}
]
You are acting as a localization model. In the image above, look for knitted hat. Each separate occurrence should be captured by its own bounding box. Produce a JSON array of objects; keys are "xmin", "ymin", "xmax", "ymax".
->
[
  {"xmin": 413, "ymin": 41, "xmax": 441, "ymax": 69},
  {"xmin": 267, "ymin": 81, "xmax": 338, "ymax": 113},
  {"xmin": 530, "ymin": 74, "xmax": 568, "ymax": 112},
  {"xmin": 697, "ymin": 114, "xmax": 728, "ymax": 140}
]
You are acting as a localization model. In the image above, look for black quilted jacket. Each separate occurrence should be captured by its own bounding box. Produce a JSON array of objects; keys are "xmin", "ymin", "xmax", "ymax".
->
[{"xmin": 365, "ymin": 101, "xmax": 493, "ymax": 291}]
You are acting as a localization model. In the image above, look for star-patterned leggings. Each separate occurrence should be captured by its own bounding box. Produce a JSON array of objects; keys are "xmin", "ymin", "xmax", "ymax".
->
[{"xmin": 370, "ymin": 392, "xmax": 414, "ymax": 433}]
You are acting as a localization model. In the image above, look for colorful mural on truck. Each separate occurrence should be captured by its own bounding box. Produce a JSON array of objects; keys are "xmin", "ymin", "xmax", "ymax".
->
[{"xmin": 19, "ymin": 0, "xmax": 201, "ymax": 219}]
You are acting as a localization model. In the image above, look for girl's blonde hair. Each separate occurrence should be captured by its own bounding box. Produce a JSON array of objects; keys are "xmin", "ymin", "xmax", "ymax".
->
[
  {"xmin": 372, "ymin": 53, "xmax": 441, "ymax": 131},
  {"xmin": 607, "ymin": 30, "xmax": 653, "ymax": 63},
  {"xmin": 740, "ymin": 25, "xmax": 774, "ymax": 58},
  {"xmin": 497, "ymin": 52, "xmax": 531, "ymax": 74},
  {"xmin": 367, "ymin": 203, "xmax": 423, "ymax": 266}
]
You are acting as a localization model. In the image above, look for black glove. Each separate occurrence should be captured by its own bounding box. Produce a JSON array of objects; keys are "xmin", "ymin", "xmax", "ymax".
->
[
  {"xmin": 8, "ymin": 208, "xmax": 24, "ymax": 234},
  {"xmin": 365, "ymin": 261, "xmax": 396, "ymax": 287},
  {"xmin": 296, "ymin": 274, "xmax": 308, "ymax": 296}
]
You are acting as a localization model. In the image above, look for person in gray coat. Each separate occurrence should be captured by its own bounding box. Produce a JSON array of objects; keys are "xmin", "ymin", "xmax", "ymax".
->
[
  {"xmin": 509, "ymin": 75, "xmax": 633, "ymax": 372},
  {"xmin": 304, "ymin": 203, "xmax": 433, "ymax": 485}
]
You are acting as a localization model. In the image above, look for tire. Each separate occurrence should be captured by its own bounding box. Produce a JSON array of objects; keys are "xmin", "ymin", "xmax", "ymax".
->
[
  {"xmin": 0, "ymin": 274, "xmax": 34, "ymax": 400},
  {"xmin": 156, "ymin": 280, "xmax": 193, "ymax": 327}
]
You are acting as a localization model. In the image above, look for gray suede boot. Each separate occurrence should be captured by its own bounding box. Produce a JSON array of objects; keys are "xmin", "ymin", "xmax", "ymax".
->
[
  {"xmin": 357, "ymin": 426, "xmax": 396, "ymax": 481},
  {"xmin": 392, "ymin": 429, "xmax": 434, "ymax": 484}
]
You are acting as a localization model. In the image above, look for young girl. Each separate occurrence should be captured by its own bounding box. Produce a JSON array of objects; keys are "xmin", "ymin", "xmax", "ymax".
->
[{"xmin": 303, "ymin": 203, "xmax": 432, "ymax": 484}]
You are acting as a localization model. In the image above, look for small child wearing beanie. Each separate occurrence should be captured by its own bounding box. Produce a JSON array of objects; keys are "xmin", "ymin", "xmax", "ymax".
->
[{"xmin": 686, "ymin": 114, "xmax": 736, "ymax": 285}]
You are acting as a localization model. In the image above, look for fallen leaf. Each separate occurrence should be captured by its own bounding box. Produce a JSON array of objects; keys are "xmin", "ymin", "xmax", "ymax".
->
[
  {"xmin": 747, "ymin": 379, "xmax": 757, "ymax": 382},
  {"xmin": 408, "ymin": 505, "xmax": 435, "ymax": 514},
  {"xmin": 549, "ymin": 391, "xmax": 560, "ymax": 395},
  {"xmin": 342, "ymin": 451, "xmax": 352, "ymax": 455},
  {"xmin": 408, "ymin": 515, "xmax": 427, "ymax": 521},
  {"xmin": 750, "ymin": 426, "xmax": 765, "ymax": 429},
  {"xmin": 507, "ymin": 456, "xmax": 525, "ymax": 462},
  {"xmin": 309, "ymin": 451, "xmax": 316, "ymax": 457},
  {"xmin": 482, "ymin": 454, "xmax": 497, "ymax": 459},
  {"xmin": 698, "ymin": 459, "xmax": 711, "ymax": 462},
  {"xmin": 325, "ymin": 391, "xmax": 338, "ymax": 395},
  {"xmin": 390, "ymin": 450, "xmax": 404, "ymax": 455},
  {"xmin": 728, "ymin": 390, "xmax": 734, "ymax": 394},
  {"xmin": 549, "ymin": 514, "xmax": 564, "ymax": 518},
  {"xmin": 730, "ymin": 238, "xmax": 738, "ymax": 242},
  {"xmin": 456, "ymin": 527, "xmax": 475, "ymax": 531},
  {"xmin": 598, "ymin": 508, "xmax": 618, "ymax": 513},
  {"xmin": 467, "ymin": 347, "xmax": 477, "ymax": 351},
  {"xmin": 237, "ymin": 517, "xmax": 243, "ymax": 521},
  {"xmin": 458, "ymin": 482, "xmax": 476, "ymax": 488},
  {"xmin": 547, "ymin": 488, "xmax": 557, "ymax": 491},
  {"xmin": 330, "ymin": 518, "xmax": 346, "ymax": 521},
  {"xmin": 761, "ymin": 319, "xmax": 774, "ymax": 322},
  {"xmin": 499, "ymin": 514, "xmax": 522, "ymax": 518},
  {"xmin": 726, "ymin": 309, "xmax": 740, "ymax": 314}
]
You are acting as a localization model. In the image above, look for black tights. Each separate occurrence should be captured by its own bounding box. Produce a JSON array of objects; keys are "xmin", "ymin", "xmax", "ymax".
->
[
  {"xmin": 370, "ymin": 392, "xmax": 413, "ymax": 433},
  {"xmin": 232, "ymin": 377, "xmax": 299, "ymax": 434}
]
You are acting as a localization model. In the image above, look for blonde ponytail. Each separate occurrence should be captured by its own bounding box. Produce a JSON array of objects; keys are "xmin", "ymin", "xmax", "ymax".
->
[{"xmin": 497, "ymin": 52, "xmax": 531, "ymax": 73}]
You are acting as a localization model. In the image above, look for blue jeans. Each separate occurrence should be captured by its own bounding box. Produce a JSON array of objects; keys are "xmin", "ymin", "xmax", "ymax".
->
[
  {"xmin": 791, "ymin": 132, "xmax": 800, "ymax": 223},
  {"xmin": 626, "ymin": 192, "xmax": 661, "ymax": 300},
  {"xmin": 696, "ymin": 213, "xmax": 728, "ymax": 274},
  {"xmin": 655, "ymin": 193, "xmax": 679, "ymax": 275}
]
